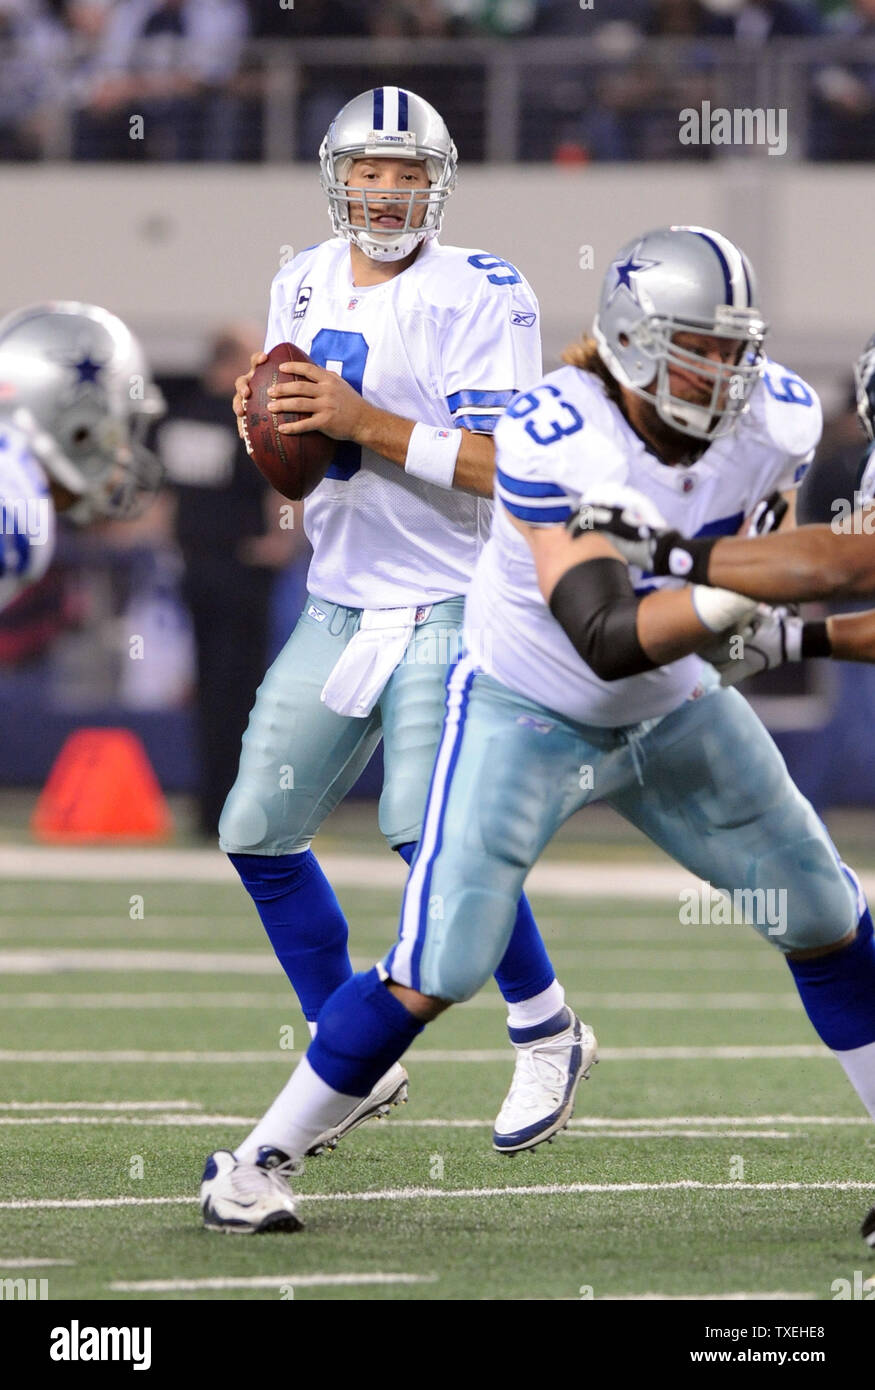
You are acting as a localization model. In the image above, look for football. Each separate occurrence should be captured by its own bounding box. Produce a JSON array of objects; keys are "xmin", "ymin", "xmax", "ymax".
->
[{"xmin": 241, "ymin": 342, "xmax": 336, "ymax": 500}]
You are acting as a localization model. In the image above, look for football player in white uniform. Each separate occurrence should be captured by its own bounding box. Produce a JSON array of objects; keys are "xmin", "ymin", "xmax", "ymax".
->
[
  {"xmin": 625, "ymin": 330, "xmax": 875, "ymax": 677},
  {"xmin": 201, "ymin": 226, "xmax": 875, "ymax": 1247},
  {"xmin": 215, "ymin": 88, "xmax": 594, "ymax": 1183},
  {"xmin": 0, "ymin": 301, "xmax": 164, "ymax": 614}
]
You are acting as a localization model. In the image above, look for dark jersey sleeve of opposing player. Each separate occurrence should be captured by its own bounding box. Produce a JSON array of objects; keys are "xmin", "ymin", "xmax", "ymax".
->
[{"xmin": 796, "ymin": 443, "xmax": 874, "ymax": 526}]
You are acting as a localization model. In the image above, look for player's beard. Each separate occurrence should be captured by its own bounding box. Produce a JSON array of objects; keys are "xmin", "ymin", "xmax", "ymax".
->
[{"xmin": 632, "ymin": 389, "xmax": 711, "ymax": 467}]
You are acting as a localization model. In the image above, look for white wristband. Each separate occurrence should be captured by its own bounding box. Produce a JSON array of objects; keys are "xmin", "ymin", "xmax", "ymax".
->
[
  {"xmin": 404, "ymin": 422, "xmax": 463, "ymax": 490},
  {"xmin": 691, "ymin": 585, "xmax": 759, "ymax": 634}
]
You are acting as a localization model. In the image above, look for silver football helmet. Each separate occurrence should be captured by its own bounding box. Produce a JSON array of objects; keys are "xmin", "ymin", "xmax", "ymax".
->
[
  {"xmin": 319, "ymin": 87, "xmax": 458, "ymax": 262},
  {"xmin": 0, "ymin": 301, "xmax": 165, "ymax": 523},
  {"xmin": 853, "ymin": 332, "xmax": 875, "ymax": 443},
  {"xmin": 593, "ymin": 225, "xmax": 768, "ymax": 442}
]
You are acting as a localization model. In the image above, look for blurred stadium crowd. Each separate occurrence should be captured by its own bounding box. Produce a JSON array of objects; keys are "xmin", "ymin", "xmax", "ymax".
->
[{"xmin": 1, "ymin": 0, "xmax": 874, "ymax": 162}]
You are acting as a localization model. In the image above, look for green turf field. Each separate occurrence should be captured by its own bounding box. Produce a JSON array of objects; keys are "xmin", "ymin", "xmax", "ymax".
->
[{"xmin": 0, "ymin": 833, "xmax": 873, "ymax": 1303}]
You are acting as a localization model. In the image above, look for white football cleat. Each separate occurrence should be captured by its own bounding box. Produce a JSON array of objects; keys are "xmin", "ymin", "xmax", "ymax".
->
[
  {"xmin": 493, "ymin": 1011, "xmax": 598, "ymax": 1153},
  {"xmin": 306, "ymin": 1062, "xmax": 409, "ymax": 1156},
  {"xmin": 200, "ymin": 1147, "xmax": 303, "ymax": 1234}
]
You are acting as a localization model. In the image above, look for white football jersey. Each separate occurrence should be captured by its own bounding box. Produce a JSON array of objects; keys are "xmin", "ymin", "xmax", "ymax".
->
[
  {"xmin": 465, "ymin": 358, "xmax": 821, "ymax": 726},
  {"xmin": 0, "ymin": 417, "xmax": 55, "ymax": 613},
  {"xmin": 264, "ymin": 237, "xmax": 542, "ymax": 608}
]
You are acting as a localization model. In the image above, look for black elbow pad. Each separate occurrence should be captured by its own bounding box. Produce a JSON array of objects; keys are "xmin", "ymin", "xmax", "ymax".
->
[{"xmin": 549, "ymin": 557, "xmax": 657, "ymax": 681}]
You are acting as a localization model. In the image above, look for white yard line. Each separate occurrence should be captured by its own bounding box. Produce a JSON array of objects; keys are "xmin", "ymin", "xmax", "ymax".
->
[
  {"xmin": 0, "ymin": 991, "xmax": 802, "ymax": 1011},
  {"xmin": 395, "ymin": 1114, "xmax": 869, "ymax": 1128},
  {"xmin": 0, "ymin": 994, "xmax": 295, "ymax": 1009},
  {"xmin": 0, "ymin": 1115, "xmax": 798, "ymax": 1137},
  {"xmin": 606, "ymin": 1291, "xmax": 817, "ymax": 1301},
  {"xmin": 1, "ymin": 1179, "xmax": 871, "ymax": 1212},
  {"xmin": 110, "ymin": 1273, "xmax": 436, "ymax": 1292},
  {"xmin": 0, "ymin": 1258, "xmax": 74, "ymax": 1267},
  {"xmin": 0, "ymin": 1099, "xmax": 200, "ymax": 1111},
  {"xmin": 0, "ymin": 948, "xmax": 786, "ymax": 974},
  {"xmin": 561, "ymin": 1128, "xmax": 796, "ymax": 1139},
  {"xmin": 0, "ymin": 1111, "xmax": 863, "ymax": 1136},
  {"xmin": 0, "ymin": 950, "xmax": 279, "ymax": 975},
  {"xmin": 3, "ymin": 846, "xmax": 874, "ymax": 903},
  {"xmin": 0, "ymin": 1114, "xmax": 256, "ymax": 1127},
  {"xmin": 0, "ymin": 1045, "xmax": 833, "ymax": 1063}
]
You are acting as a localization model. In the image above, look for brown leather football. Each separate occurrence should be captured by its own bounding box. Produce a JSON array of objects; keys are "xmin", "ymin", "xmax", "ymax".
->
[{"xmin": 241, "ymin": 342, "xmax": 336, "ymax": 501}]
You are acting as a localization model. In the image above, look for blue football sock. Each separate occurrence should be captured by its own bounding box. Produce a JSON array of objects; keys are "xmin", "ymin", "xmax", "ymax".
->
[
  {"xmin": 229, "ymin": 851, "xmax": 352, "ymax": 1021},
  {"xmin": 494, "ymin": 892, "xmax": 557, "ymax": 1004},
  {"xmin": 786, "ymin": 909, "xmax": 875, "ymax": 1050},
  {"xmin": 308, "ymin": 967, "xmax": 425, "ymax": 1096}
]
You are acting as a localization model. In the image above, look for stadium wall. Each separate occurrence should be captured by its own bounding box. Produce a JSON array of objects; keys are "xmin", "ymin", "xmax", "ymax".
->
[{"xmin": 2, "ymin": 164, "xmax": 869, "ymax": 395}]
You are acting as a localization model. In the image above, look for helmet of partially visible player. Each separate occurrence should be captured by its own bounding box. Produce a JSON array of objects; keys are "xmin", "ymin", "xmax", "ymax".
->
[
  {"xmin": 854, "ymin": 332, "xmax": 875, "ymax": 443},
  {"xmin": 319, "ymin": 87, "xmax": 458, "ymax": 263},
  {"xmin": 0, "ymin": 301, "xmax": 165, "ymax": 523},
  {"xmin": 593, "ymin": 225, "xmax": 768, "ymax": 442}
]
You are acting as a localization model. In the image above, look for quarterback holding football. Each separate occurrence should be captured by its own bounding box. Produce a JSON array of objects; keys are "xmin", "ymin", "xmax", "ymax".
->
[{"xmin": 215, "ymin": 87, "xmax": 596, "ymax": 1183}]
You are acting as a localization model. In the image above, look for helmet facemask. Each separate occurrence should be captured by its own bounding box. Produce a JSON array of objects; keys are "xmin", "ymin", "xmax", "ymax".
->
[
  {"xmin": 319, "ymin": 89, "xmax": 458, "ymax": 263},
  {"xmin": 600, "ymin": 307, "xmax": 767, "ymax": 443},
  {"xmin": 853, "ymin": 336, "xmax": 875, "ymax": 443},
  {"xmin": 321, "ymin": 144, "xmax": 456, "ymax": 262},
  {"xmin": 59, "ymin": 390, "xmax": 165, "ymax": 524}
]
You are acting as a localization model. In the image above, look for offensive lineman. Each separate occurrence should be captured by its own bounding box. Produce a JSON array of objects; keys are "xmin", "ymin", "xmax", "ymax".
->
[
  {"xmin": 611, "ymin": 331, "xmax": 875, "ymax": 677},
  {"xmin": 0, "ymin": 301, "xmax": 164, "ymax": 614},
  {"xmin": 201, "ymin": 227, "xmax": 875, "ymax": 1249},
  {"xmin": 216, "ymin": 88, "xmax": 594, "ymax": 1175}
]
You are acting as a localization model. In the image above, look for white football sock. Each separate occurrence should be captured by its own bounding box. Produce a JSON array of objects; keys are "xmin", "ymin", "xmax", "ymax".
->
[
  {"xmin": 834, "ymin": 1039, "xmax": 875, "ymax": 1122},
  {"xmin": 234, "ymin": 1057, "xmax": 359, "ymax": 1162},
  {"xmin": 506, "ymin": 979, "xmax": 566, "ymax": 1031}
]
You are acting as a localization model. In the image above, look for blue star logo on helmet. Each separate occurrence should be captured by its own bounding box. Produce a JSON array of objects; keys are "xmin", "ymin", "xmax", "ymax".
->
[
  {"xmin": 605, "ymin": 245, "xmax": 661, "ymax": 308},
  {"xmin": 72, "ymin": 354, "xmax": 104, "ymax": 385}
]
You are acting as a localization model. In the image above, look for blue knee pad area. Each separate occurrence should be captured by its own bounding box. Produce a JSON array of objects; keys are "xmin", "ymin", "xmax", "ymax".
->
[
  {"xmin": 787, "ymin": 908, "xmax": 875, "ymax": 1051},
  {"xmin": 228, "ymin": 851, "xmax": 352, "ymax": 1020},
  {"xmin": 308, "ymin": 967, "xmax": 425, "ymax": 1096}
]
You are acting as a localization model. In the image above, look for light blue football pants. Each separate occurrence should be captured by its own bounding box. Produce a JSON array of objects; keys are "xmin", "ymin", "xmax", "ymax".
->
[
  {"xmin": 384, "ymin": 655, "xmax": 862, "ymax": 1001},
  {"xmin": 219, "ymin": 594, "xmax": 469, "ymax": 855}
]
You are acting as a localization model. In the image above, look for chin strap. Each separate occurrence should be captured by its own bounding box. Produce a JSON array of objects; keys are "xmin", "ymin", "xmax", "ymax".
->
[{"xmin": 350, "ymin": 228, "xmax": 428, "ymax": 262}]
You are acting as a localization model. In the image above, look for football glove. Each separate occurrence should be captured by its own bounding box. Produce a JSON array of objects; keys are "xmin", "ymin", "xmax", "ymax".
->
[
  {"xmin": 701, "ymin": 604, "xmax": 803, "ymax": 687},
  {"xmin": 744, "ymin": 490, "xmax": 788, "ymax": 538},
  {"xmin": 570, "ymin": 487, "xmax": 789, "ymax": 576},
  {"xmin": 569, "ymin": 483, "xmax": 674, "ymax": 575}
]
